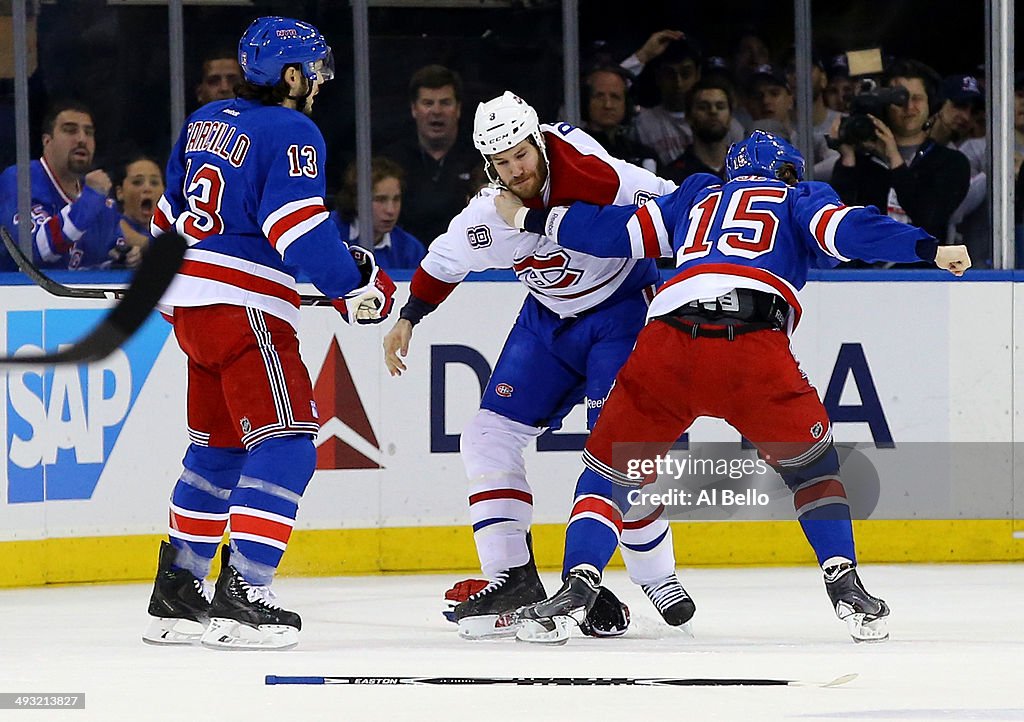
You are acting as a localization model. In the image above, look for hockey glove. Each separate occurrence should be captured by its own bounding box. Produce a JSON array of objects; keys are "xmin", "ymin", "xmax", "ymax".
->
[
  {"xmin": 338, "ymin": 247, "xmax": 397, "ymax": 324},
  {"xmin": 442, "ymin": 578, "xmax": 490, "ymax": 623},
  {"xmin": 579, "ymin": 586, "xmax": 631, "ymax": 638}
]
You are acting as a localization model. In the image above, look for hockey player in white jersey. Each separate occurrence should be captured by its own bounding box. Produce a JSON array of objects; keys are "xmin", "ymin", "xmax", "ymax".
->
[{"xmin": 383, "ymin": 92, "xmax": 693, "ymax": 639}]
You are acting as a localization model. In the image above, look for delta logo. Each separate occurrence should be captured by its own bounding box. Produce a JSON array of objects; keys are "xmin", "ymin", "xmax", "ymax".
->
[
  {"xmin": 312, "ymin": 339, "xmax": 382, "ymax": 469},
  {"xmin": 5, "ymin": 309, "xmax": 170, "ymax": 503}
]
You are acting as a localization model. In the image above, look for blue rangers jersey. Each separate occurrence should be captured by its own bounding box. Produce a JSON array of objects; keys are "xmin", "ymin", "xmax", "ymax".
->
[
  {"xmin": 152, "ymin": 98, "xmax": 361, "ymax": 328},
  {"xmin": 0, "ymin": 158, "xmax": 122, "ymax": 270},
  {"xmin": 536, "ymin": 173, "xmax": 936, "ymax": 330}
]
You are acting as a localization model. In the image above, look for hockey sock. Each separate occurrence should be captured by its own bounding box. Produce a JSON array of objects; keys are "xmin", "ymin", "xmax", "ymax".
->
[
  {"xmin": 562, "ymin": 468, "xmax": 632, "ymax": 580},
  {"xmin": 228, "ymin": 435, "xmax": 315, "ymax": 585},
  {"xmin": 168, "ymin": 444, "xmax": 246, "ymax": 578},
  {"xmin": 468, "ymin": 473, "xmax": 533, "ymax": 577},
  {"xmin": 620, "ymin": 512, "xmax": 676, "ymax": 586},
  {"xmin": 781, "ymin": 446, "xmax": 856, "ymax": 566},
  {"xmin": 461, "ymin": 409, "xmax": 542, "ymax": 577}
]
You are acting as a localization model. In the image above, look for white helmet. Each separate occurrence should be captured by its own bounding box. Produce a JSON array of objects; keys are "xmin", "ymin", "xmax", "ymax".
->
[{"xmin": 472, "ymin": 91, "xmax": 548, "ymax": 187}]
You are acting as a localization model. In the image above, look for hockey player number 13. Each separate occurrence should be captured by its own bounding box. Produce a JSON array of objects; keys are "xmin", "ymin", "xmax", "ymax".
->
[
  {"xmin": 678, "ymin": 187, "xmax": 787, "ymax": 261},
  {"xmin": 182, "ymin": 161, "xmax": 226, "ymax": 240}
]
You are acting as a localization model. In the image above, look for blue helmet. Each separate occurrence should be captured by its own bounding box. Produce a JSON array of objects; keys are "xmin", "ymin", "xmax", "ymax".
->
[
  {"xmin": 725, "ymin": 130, "xmax": 805, "ymax": 182},
  {"xmin": 238, "ymin": 16, "xmax": 335, "ymax": 87}
]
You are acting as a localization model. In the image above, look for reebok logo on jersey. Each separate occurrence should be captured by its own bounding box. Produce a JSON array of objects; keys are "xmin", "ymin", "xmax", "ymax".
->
[
  {"xmin": 495, "ymin": 383, "xmax": 514, "ymax": 398},
  {"xmin": 810, "ymin": 421, "xmax": 824, "ymax": 439},
  {"xmin": 586, "ymin": 397, "xmax": 604, "ymax": 409},
  {"xmin": 312, "ymin": 339, "xmax": 382, "ymax": 469}
]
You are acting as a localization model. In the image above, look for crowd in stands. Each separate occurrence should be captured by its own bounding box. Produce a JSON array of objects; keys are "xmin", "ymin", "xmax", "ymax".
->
[{"xmin": 2, "ymin": 21, "xmax": 1021, "ymax": 273}]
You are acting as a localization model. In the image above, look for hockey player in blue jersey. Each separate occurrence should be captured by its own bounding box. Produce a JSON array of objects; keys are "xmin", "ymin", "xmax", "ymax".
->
[
  {"xmin": 0, "ymin": 100, "xmax": 123, "ymax": 270},
  {"xmin": 142, "ymin": 16, "xmax": 396, "ymax": 651},
  {"xmin": 496, "ymin": 130, "xmax": 970, "ymax": 643}
]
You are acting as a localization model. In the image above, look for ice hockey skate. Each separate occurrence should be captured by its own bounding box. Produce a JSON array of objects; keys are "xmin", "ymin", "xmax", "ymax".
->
[
  {"xmin": 515, "ymin": 565, "xmax": 602, "ymax": 645},
  {"xmin": 200, "ymin": 546, "xmax": 301, "ymax": 651},
  {"xmin": 142, "ymin": 540, "xmax": 213, "ymax": 646},
  {"xmin": 640, "ymin": 573, "xmax": 696, "ymax": 634},
  {"xmin": 446, "ymin": 577, "xmax": 630, "ymax": 638},
  {"xmin": 824, "ymin": 560, "xmax": 890, "ymax": 642},
  {"xmin": 450, "ymin": 555, "xmax": 546, "ymax": 640}
]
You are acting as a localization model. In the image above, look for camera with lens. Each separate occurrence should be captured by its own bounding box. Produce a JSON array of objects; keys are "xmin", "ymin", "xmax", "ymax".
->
[{"xmin": 828, "ymin": 79, "xmax": 910, "ymax": 149}]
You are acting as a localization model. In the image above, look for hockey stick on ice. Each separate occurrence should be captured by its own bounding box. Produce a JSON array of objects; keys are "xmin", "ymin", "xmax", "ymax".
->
[
  {"xmin": 0, "ymin": 226, "xmax": 333, "ymax": 307},
  {"xmin": 0, "ymin": 231, "xmax": 187, "ymax": 365},
  {"xmin": 265, "ymin": 674, "xmax": 858, "ymax": 688}
]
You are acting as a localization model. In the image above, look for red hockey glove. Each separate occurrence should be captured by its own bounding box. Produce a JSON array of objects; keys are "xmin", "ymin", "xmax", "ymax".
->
[{"xmin": 341, "ymin": 247, "xmax": 396, "ymax": 324}]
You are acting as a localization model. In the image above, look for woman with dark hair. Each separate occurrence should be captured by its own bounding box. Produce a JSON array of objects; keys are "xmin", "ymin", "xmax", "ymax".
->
[
  {"xmin": 110, "ymin": 153, "xmax": 164, "ymax": 267},
  {"xmin": 332, "ymin": 157, "xmax": 426, "ymax": 269}
]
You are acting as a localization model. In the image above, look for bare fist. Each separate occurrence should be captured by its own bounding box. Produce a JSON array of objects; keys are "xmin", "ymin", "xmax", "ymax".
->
[
  {"xmin": 934, "ymin": 245, "xmax": 971, "ymax": 276},
  {"xmin": 84, "ymin": 169, "xmax": 112, "ymax": 195},
  {"xmin": 494, "ymin": 190, "xmax": 525, "ymax": 228}
]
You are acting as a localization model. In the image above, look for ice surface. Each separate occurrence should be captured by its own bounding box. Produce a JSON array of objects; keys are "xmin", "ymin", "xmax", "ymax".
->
[{"xmin": 2, "ymin": 564, "xmax": 1022, "ymax": 721}]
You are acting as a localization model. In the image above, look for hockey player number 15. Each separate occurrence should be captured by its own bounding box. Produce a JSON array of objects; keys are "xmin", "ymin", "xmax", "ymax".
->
[
  {"xmin": 182, "ymin": 161, "xmax": 226, "ymax": 240},
  {"xmin": 678, "ymin": 187, "xmax": 787, "ymax": 262}
]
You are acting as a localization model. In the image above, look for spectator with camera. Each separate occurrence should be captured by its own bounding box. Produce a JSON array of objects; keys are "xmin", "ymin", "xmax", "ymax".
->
[{"xmin": 829, "ymin": 59, "xmax": 970, "ymax": 242}]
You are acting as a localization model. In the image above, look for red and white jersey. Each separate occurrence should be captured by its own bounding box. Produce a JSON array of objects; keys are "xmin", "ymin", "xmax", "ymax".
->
[{"xmin": 412, "ymin": 123, "xmax": 676, "ymax": 317}]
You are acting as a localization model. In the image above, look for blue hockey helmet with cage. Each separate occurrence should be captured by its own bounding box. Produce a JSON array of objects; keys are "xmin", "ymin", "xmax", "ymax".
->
[
  {"xmin": 725, "ymin": 130, "xmax": 805, "ymax": 182},
  {"xmin": 238, "ymin": 16, "xmax": 335, "ymax": 87}
]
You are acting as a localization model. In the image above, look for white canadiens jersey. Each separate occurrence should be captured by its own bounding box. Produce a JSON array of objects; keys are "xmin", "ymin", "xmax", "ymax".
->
[{"xmin": 419, "ymin": 123, "xmax": 676, "ymax": 318}]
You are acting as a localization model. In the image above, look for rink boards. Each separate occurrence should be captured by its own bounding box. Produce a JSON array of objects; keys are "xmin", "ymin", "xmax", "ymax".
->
[{"xmin": 1, "ymin": 274, "xmax": 1022, "ymax": 586}]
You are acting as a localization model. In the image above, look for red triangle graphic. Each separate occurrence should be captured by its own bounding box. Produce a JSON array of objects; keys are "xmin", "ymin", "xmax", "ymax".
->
[
  {"xmin": 316, "ymin": 435, "xmax": 381, "ymax": 469},
  {"xmin": 312, "ymin": 339, "xmax": 382, "ymax": 470}
]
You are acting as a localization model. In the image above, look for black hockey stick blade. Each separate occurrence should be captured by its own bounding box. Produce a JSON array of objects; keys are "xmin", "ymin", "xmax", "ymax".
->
[
  {"xmin": 1, "ymin": 225, "xmax": 113, "ymax": 299},
  {"xmin": 265, "ymin": 674, "xmax": 858, "ymax": 688},
  {"xmin": 1, "ymin": 225, "xmax": 332, "ymax": 306},
  {"xmin": 0, "ymin": 232, "xmax": 187, "ymax": 365}
]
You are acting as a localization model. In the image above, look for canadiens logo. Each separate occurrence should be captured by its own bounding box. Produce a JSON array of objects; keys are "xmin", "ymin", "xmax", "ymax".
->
[
  {"xmin": 495, "ymin": 383, "xmax": 514, "ymax": 398},
  {"xmin": 512, "ymin": 250, "xmax": 582, "ymax": 291}
]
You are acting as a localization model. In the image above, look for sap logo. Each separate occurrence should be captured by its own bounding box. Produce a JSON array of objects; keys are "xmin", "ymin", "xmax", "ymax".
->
[{"xmin": 5, "ymin": 310, "xmax": 170, "ymax": 503}]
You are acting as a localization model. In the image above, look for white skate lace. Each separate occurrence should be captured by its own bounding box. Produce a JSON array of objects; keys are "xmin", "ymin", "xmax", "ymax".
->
[
  {"xmin": 641, "ymin": 576, "xmax": 689, "ymax": 613},
  {"xmin": 242, "ymin": 582, "xmax": 283, "ymax": 610},
  {"xmin": 468, "ymin": 571, "xmax": 509, "ymax": 600},
  {"xmin": 193, "ymin": 578, "xmax": 214, "ymax": 604}
]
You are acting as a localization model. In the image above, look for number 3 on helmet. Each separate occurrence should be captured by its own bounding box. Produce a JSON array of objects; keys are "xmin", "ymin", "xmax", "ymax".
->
[
  {"xmin": 238, "ymin": 16, "xmax": 335, "ymax": 87},
  {"xmin": 725, "ymin": 130, "xmax": 805, "ymax": 182}
]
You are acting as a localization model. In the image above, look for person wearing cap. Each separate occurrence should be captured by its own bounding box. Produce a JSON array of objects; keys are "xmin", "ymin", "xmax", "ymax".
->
[
  {"xmin": 824, "ymin": 54, "xmax": 854, "ymax": 113},
  {"xmin": 930, "ymin": 75, "xmax": 984, "ymax": 149},
  {"xmin": 747, "ymin": 63, "xmax": 839, "ymax": 181}
]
